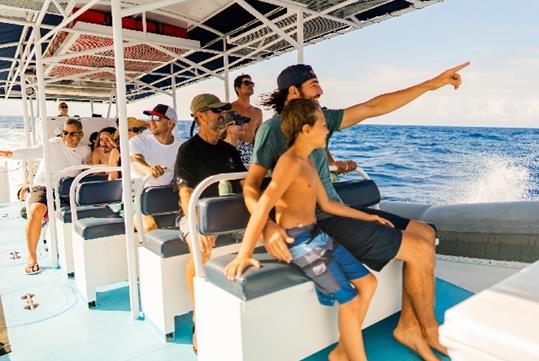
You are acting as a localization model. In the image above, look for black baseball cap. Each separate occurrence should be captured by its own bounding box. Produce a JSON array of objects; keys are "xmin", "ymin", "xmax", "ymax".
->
[{"xmin": 277, "ymin": 64, "xmax": 317, "ymax": 91}]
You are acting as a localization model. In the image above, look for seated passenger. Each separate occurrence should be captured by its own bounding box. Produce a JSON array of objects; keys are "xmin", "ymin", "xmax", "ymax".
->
[
  {"xmin": 0, "ymin": 118, "xmax": 90, "ymax": 275},
  {"xmin": 225, "ymin": 99, "xmax": 386, "ymax": 361},
  {"xmin": 129, "ymin": 105, "xmax": 182, "ymax": 232},
  {"xmin": 91, "ymin": 127, "xmax": 117, "ymax": 165},
  {"xmin": 222, "ymin": 111, "xmax": 252, "ymax": 168},
  {"xmin": 108, "ymin": 117, "xmax": 146, "ymax": 180},
  {"xmin": 57, "ymin": 102, "xmax": 69, "ymax": 117},
  {"xmin": 174, "ymin": 93, "xmax": 246, "ymax": 353}
]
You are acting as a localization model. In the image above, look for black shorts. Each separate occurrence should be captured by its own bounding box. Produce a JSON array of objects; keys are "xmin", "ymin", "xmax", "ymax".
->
[
  {"xmin": 318, "ymin": 207, "xmax": 410, "ymax": 272},
  {"xmin": 28, "ymin": 186, "xmax": 48, "ymax": 207}
]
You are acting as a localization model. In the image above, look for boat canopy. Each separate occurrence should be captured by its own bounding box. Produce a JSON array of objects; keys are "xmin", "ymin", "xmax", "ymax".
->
[{"xmin": 0, "ymin": 0, "xmax": 442, "ymax": 103}]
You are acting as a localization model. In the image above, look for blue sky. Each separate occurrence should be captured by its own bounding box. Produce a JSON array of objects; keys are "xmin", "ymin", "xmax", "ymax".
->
[{"xmin": 3, "ymin": 0, "xmax": 538, "ymax": 127}]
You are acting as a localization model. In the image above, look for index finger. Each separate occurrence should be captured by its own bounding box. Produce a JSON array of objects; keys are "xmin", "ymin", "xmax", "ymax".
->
[{"xmin": 449, "ymin": 61, "xmax": 470, "ymax": 73}]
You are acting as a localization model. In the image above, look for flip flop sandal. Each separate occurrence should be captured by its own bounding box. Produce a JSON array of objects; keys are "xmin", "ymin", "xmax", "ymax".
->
[{"xmin": 25, "ymin": 264, "xmax": 40, "ymax": 275}]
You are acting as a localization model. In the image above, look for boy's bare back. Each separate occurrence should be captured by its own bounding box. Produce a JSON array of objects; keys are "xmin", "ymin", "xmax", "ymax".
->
[{"xmin": 274, "ymin": 149, "xmax": 319, "ymax": 229}]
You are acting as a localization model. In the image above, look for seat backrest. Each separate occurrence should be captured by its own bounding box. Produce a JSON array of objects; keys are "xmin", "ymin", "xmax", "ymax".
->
[
  {"xmin": 58, "ymin": 174, "xmax": 108, "ymax": 203},
  {"xmin": 197, "ymin": 179, "xmax": 381, "ymax": 236},
  {"xmin": 140, "ymin": 185, "xmax": 181, "ymax": 228},
  {"xmin": 334, "ymin": 179, "xmax": 380, "ymax": 209},
  {"xmin": 140, "ymin": 185, "xmax": 180, "ymax": 216},
  {"xmin": 76, "ymin": 179, "xmax": 123, "ymax": 206}
]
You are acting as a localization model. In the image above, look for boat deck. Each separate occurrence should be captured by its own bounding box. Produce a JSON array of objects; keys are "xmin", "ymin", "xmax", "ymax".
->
[{"xmin": 0, "ymin": 202, "xmax": 474, "ymax": 361}]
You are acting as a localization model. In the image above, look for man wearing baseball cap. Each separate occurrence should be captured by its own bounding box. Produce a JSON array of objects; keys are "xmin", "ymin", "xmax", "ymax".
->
[
  {"xmin": 246, "ymin": 62, "xmax": 470, "ymax": 360},
  {"xmin": 129, "ymin": 104, "xmax": 182, "ymax": 232},
  {"xmin": 173, "ymin": 93, "xmax": 245, "ymax": 353}
]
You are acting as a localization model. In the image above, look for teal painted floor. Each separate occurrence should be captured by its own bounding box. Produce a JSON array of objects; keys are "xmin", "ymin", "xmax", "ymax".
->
[{"xmin": 0, "ymin": 203, "xmax": 472, "ymax": 360}]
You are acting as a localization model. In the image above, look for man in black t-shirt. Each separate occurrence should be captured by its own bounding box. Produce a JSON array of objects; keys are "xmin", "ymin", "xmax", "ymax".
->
[{"xmin": 174, "ymin": 93, "xmax": 246, "ymax": 353}]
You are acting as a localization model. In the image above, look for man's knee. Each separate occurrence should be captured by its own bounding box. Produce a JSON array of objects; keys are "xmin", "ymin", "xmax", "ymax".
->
[
  {"xmin": 407, "ymin": 220, "xmax": 436, "ymax": 245},
  {"xmin": 28, "ymin": 203, "xmax": 47, "ymax": 219},
  {"xmin": 398, "ymin": 231, "xmax": 435, "ymax": 266}
]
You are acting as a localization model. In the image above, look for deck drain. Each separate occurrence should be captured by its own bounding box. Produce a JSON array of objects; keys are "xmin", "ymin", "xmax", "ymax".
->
[
  {"xmin": 3, "ymin": 284, "xmax": 78, "ymax": 327},
  {"xmin": 9, "ymin": 251, "xmax": 21, "ymax": 260},
  {"xmin": 22, "ymin": 293, "xmax": 39, "ymax": 311}
]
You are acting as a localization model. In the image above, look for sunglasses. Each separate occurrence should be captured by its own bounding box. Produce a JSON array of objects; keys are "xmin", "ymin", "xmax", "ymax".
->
[
  {"xmin": 149, "ymin": 115, "xmax": 169, "ymax": 122},
  {"xmin": 60, "ymin": 105, "xmax": 68, "ymax": 109},
  {"xmin": 128, "ymin": 127, "xmax": 145, "ymax": 133},
  {"xmin": 62, "ymin": 130, "xmax": 81, "ymax": 137},
  {"xmin": 201, "ymin": 108, "xmax": 223, "ymax": 114},
  {"xmin": 241, "ymin": 80, "xmax": 255, "ymax": 87}
]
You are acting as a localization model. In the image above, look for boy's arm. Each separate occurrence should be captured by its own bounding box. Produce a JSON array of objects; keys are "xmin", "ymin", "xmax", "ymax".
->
[
  {"xmin": 226, "ymin": 156, "xmax": 300, "ymax": 279},
  {"xmin": 315, "ymin": 173, "xmax": 394, "ymax": 228}
]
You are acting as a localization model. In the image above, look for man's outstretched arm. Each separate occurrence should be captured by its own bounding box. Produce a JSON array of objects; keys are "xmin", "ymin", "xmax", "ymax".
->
[{"xmin": 340, "ymin": 62, "xmax": 470, "ymax": 130}]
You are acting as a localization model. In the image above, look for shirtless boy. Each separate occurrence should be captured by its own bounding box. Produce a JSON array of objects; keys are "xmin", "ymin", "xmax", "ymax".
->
[{"xmin": 225, "ymin": 98, "xmax": 393, "ymax": 361}]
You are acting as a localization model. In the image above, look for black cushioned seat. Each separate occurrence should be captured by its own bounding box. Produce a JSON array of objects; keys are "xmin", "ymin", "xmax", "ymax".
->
[
  {"xmin": 58, "ymin": 175, "xmax": 107, "ymax": 203},
  {"xmin": 143, "ymin": 229, "xmax": 189, "ymax": 258},
  {"xmin": 58, "ymin": 205, "xmax": 117, "ymax": 223},
  {"xmin": 74, "ymin": 217, "xmax": 125, "ymax": 240},
  {"xmin": 143, "ymin": 229, "xmax": 240, "ymax": 258},
  {"xmin": 205, "ymin": 249, "xmax": 309, "ymax": 301}
]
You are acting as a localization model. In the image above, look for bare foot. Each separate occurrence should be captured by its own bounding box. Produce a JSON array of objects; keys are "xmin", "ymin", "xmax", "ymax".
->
[
  {"xmin": 328, "ymin": 342, "xmax": 349, "ymax": 361},
  {"xmin": 423, "ymin": 327, "xmax": 449, "ymax": 356},
  {"xmin": 393, "ymin": 326, "xmax": 441, "ymax": 361}
]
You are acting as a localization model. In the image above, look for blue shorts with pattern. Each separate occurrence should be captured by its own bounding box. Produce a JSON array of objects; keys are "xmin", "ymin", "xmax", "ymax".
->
[{"xmin": 287, "ymin": 224, "xmax": 370, "ymax": 306}]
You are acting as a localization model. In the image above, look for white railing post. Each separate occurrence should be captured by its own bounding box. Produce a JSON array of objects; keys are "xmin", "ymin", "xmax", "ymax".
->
[
  {"xmin": 111, "ymin": 0, "xmax": 141, "ymax": 319},
  {"xmin": 34, "ymin": 25, "xmax": 60, "ymax": 268}
]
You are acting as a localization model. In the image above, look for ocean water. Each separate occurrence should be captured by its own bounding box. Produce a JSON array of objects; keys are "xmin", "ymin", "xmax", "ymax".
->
[{"xmin": 1, "ymin": 116, "xmax": 538, "ymax": 204}]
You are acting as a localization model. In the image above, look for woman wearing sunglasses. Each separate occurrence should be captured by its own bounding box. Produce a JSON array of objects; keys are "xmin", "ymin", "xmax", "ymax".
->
[{"xmin": 108, "ymin": 117, "xmax": 146, "ymax": 180}]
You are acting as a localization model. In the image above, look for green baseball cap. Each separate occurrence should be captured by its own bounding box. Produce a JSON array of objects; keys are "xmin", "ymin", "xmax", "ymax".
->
[{"xmin": 190, "ymin": 93, "xmax": 231, "ymax": 115}]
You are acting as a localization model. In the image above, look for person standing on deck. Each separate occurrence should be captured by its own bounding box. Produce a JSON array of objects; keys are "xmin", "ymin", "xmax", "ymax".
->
[
  {"xmin": 0, "ymin": 118, "xmax": 90, "ymax": 275},
  {"xmin": 230, "ymin": 74, "xmax": 262, "ymax": 167},
  {"xmin": 245, "ymin": 62, "xmax": 469, "ymax": 361},
  {"xmin": 129, "ymin": 104, "xmax": 182, "ymax": 232}
]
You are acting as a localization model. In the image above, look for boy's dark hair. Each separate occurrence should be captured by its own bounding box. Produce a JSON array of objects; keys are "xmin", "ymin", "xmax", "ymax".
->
[
  {"xmin": 99, "ymin": 126, "xmax": 117, "ymax": 136},
  {"xmin": 281, "ymin": 98, "xmax": 320, "ymax": 147},
  {"xmin": 233, "ymin": 74, "xmax": 251, "ymax": 95},
  {"xmin": 260, "ymin": 88, "xmax": 289, "ymax": 114},
  {"xmin": 65, "ymin": 118, "xmax": 82, "ymax": 130}
]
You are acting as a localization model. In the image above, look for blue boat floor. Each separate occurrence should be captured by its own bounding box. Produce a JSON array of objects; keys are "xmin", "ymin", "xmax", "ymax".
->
[{"xmin": 0, "ymin": 203, "xmax": 471, "ymax": 361}]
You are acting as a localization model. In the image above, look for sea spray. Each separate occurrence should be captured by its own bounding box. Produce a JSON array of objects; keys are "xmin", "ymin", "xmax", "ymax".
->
[{"xmin": 437, "ymin": 153, "xmax": 533, "ymax": 204}]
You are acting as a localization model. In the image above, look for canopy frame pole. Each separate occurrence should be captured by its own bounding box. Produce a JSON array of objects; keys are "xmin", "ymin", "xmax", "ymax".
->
[
  {"xmin": 34, "ymin": 25, "xmax": 60, "ymax": 268},
  {"xmin": 171, "ymin": 64, "xmax": 177, "ymax": 111},
  {"xmin": 223, "ymin": 39, "xmax": 230, "ymax": 102},
  {"xmin": 20, "ymin": 78, "xmax": 35, "ymax": 192},
  {"xmin": 111, "ymin": 0, "xmax": 141, "ymax": 319},
  {"xmin": 297, "ymin": 10, "xmax": 304, "ymax": 63}
]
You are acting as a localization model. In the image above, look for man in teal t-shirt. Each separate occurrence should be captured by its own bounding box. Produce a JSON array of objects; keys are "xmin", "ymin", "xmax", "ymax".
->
[{"xmin": 245, "ymin": 62, "xmax": 469, "ymax": 360}]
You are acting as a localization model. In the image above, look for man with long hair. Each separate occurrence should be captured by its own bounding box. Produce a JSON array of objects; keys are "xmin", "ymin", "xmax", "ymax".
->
[{"xmin": 245, "ymin": 62, "xmax": 469, "ymax": 361}]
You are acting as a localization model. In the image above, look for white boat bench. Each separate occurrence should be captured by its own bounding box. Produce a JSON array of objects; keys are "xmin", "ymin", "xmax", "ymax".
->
[
  {"xmin": 69, "ymin": 170, "xmax": 127, "ymax": 307},
  {"xmin": 189, "ymin": 173, "xmax": 403, "ymax": 361},
  {"xmin": 137, "ymin": 184, "xmax": 242, "ymax": 339}
]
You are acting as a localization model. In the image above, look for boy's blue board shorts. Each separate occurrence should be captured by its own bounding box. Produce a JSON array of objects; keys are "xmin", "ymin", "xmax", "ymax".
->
[{"xmin": 286, "ymin": 224, "xmax": 370, "ymax": 306}]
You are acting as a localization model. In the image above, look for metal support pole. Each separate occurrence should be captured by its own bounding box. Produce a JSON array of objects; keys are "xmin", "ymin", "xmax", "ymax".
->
[
  {"xmin": 111, "ymin": 0, "xmax": 141, "ymax": 319},
  {"xmin": 34, "ymin": 26, "xmax": 59, "ymax": 268},
  {"xmin": 171, "ymin": 64, "xmax": 177, "ymax": 111},
  {"xmin": 223, "ymin": 39, "xmax": 230, "ymax": 102},
  {"xmin": 297, "ymin": 10, "xmax": 304, "ymax": 64},
  {"xmin": 20, "ymin": 79, "xmax": 34, "ymax": 190},
  {"xmin": 90, "ymin": 99, "xmax": 94, "ymax": 116},
  {"xmin": 28, "ymin": 91, "xmax": 37, "ymax": 145},
  {"xmin": 106, "ymin": 90, "xmax": 114, "ymax": 118}
]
